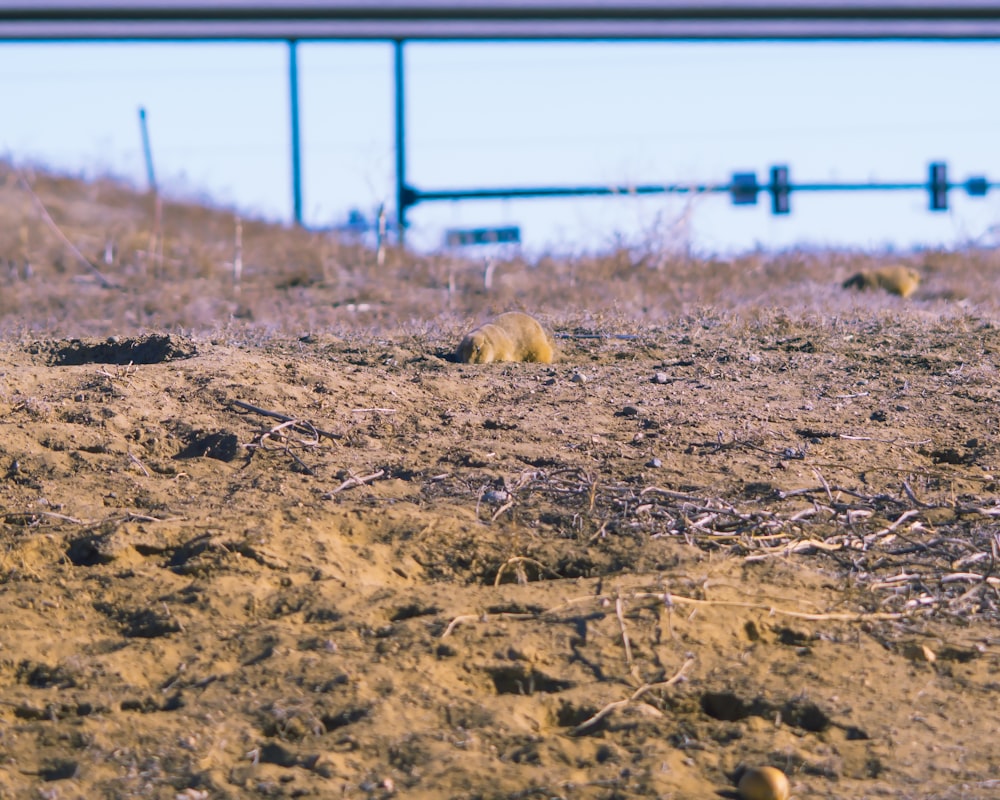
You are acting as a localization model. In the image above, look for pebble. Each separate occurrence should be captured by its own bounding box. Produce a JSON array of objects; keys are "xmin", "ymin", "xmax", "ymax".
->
[
  {"xmin": 653, "ymin": 372, "xmax": 669, "ymax": 384},
  {"xmin": 738, "ymin": 766, "xmax": 790, "ymax": 800},
  {"xmin": 646, "ymin": 458, "xmax": 662, "ymax": 468},
  {"xmin": 571, "ymin": 372, "xmax": 588, "ymax": 384}
]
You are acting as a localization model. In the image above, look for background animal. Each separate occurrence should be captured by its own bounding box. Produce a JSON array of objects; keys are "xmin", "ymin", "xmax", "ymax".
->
[{"xmin": 842, "ymin": 265, "xmax": 921, "ymax": 297}]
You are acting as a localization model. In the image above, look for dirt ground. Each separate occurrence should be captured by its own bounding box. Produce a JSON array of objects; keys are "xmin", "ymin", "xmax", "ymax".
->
[{"xmin": 2, "ymin": 166, "xmax": 1000, "ymax": 798}]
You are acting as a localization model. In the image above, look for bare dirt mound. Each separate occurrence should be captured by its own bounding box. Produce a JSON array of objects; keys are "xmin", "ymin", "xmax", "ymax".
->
[{"xmin": 2, "ymin": 315, "xmax": 1000, "ymax": 799}]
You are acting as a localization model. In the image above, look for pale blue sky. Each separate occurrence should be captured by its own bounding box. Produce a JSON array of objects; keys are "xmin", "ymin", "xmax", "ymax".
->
[{"xmin": 2, "ymin": 40, "xmax": 999, "ymax": 254}]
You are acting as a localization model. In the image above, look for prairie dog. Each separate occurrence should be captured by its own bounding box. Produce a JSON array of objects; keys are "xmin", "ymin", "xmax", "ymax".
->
[
  {"xmin": 455, "ymin": 312, "xmax": 554, "ymax": 364},
  {"xmin": 843, "ymin": 265, "xmax": 920, "ymax": 298}
]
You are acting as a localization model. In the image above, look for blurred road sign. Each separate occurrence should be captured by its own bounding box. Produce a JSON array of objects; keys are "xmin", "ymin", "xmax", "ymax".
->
[
  {"xmin": 770, "ymin": 165, "xmax": 791, "ymax": 214},
  {"xmin": 445, "ymin": 226, "xmax": 521, "ymax": 247}
]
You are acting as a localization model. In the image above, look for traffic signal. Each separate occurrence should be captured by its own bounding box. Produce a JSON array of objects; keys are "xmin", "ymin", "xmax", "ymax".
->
[
  {"xmin": 731, "ymin": 172, "xmax": 759, "ymax": 206},
  {"xmin": 966, "ymin": 176, "xmax": 988, "ymax": 197},
  {"xmin": 770, "ymin": 165, "xmax": 790, "ymax": 215},
  {"xmin": 929, "ymin": 162, "xmax": 948, "ymax": 211}
]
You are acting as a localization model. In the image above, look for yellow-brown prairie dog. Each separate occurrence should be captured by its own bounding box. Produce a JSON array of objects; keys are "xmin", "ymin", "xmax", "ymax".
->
[
  {"xmin": 842, "ymin": 265, "xmax": 920, "ymax": 298},
  {"xmin": 455, "ymin": 312, "xmax": 555, "ymax": 364}
]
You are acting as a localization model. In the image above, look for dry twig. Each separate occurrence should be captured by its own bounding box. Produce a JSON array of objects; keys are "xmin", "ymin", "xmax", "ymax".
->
[
  {"xmin": 615, "ymin": 593, "xmax": 638, "ymax": 680},
  {"xmin": 328, "ymin": 469, "xmax": 385, "ymax": 495},
  {"xmin": 128, "ymin": 451, "xmax": 151, "ymax": 478},
  {"xmin": 572, "ymin": 657, "xmax": 694, "ymax": 735},
  {"xmin": 4, "ymin": 510, "xmax": 89, "ymax": 526}
]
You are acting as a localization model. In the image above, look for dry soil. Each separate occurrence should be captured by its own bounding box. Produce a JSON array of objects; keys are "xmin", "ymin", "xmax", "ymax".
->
[{"xmin": 1, "ymin": 165, "xmax": 1000, "ymax": 799}]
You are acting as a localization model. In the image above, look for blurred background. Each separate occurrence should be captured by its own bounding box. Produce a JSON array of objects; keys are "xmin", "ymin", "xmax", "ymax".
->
[{"xmin": 3, "ymin": 39, "xmax": 999, "ymax": 255}]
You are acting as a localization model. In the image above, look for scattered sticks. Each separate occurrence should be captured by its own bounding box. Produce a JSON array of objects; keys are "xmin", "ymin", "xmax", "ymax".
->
[
  {"xmin": 571, "ymin": 657, "xmax": 694, "ymax": 735},
  {"xmin": 467, "ymin": 464, "xmax": 999, "ymax": 620},
  {"xmin": 228, "ymin": 399, "xmax": 342, "ymax": 443},
  {"xmin": 229, "ymin": 399, "xmax": 342, "ymax": 476},
  {"xmin": 441, "ymin": 587, "xmax": 907, "ymax": 644}
]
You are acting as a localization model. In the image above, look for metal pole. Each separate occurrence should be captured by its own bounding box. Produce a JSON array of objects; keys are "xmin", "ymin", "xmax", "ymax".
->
[
  {"xmin": 138, "ymin": 106, "xmax": 156, "ymax": 192},
  {"xmin": 394, "ymin": 39, "xmax": 407, "ymax": 244},
  {"xmin": 289, "ymin": 39, "xmax": 303, "ymax": 227}
]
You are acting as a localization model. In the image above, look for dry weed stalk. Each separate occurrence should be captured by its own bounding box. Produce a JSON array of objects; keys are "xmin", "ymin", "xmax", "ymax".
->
[
  {"xmin": 376, "ymin": 203, "xmax": 387, "ymax": 267},
  {"xmin": 615, "ymin": 592, "xmax": 639, "ymax": 681},
  {"xmin": 97, "ymin": 361, "xmax": 137, "ymax": 392},
  {"xmin": 148, "ymin": 191, "xmax": 164, "ymax": 277},
  {"xmin": 494, "ymin": 556, "xmax": 561, "ymax": 586},
  {"xmin": 232, "ymin": 215, "xmax": 243, "ymax": 290},
  {"xmin": 16, "ymin": 170, "xmax": 117, "ymax": 289}
]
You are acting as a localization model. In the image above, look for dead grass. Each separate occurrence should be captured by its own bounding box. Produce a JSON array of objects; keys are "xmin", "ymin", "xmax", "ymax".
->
[{"xmin": 3, "ymin": 160, "xmax": 1000, "ymax": 340}]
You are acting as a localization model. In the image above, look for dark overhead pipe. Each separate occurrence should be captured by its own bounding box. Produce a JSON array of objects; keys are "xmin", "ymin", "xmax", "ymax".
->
[{"xmin": 3, "ymin": 2, "xmax": 1000, "ymax": 40}]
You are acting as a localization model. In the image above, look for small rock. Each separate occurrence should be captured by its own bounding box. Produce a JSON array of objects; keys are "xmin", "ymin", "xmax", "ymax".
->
[
  {"xmin": 646, "ymin": 458, "xmax": 662, "ymax": 468},
  {"xmin": 621, "ymin": 405, "xmax": 640, "ymax": 417},
  {"xmin": 902, "ymin": 642, "xmax": 936, "ymax": 663},
  {"xmin": 482, "ymin": 489, "xmax": 509, "ymax": 504},
  {"xmin": 738, "ymin": 766, "xmax": 790, "ymax": 800},
  {"xmin": 653, "ymin": 372, "xmax": 669, "ymax": 384},
  {"xmin": 571, "ymin": 372, "xmax": 588, "ymax": 384}
]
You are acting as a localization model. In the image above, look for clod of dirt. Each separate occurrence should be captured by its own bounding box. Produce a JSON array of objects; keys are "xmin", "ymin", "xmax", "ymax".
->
[
  {"xmin": 93, "ymin": 602, "xmax": 182, "ymax": 638},
  {"xmin": 39, "ymin": 760, "xmax": 80, "ymax": 782},
  {"xmin": 701, "ymin": 691, "xmax": 762, "ymax": 722},
  {"xmin": 781, "ymin": 698, "xmax": 831, "ymax": 732},
  {"xmin": 925, "ymin": 447, "xmax": 972, "ymax": 465},
  {"xmin": 35, "ymin": 334, "xmax": 197, "ymax": 365},
  {"xmin": 174, "ymin": 430, "xmax": 240, "ymax": 461},
  {"xmin": 66, "ymin": 530, "xmax": 137, "ymax": 566}
]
